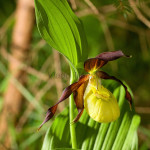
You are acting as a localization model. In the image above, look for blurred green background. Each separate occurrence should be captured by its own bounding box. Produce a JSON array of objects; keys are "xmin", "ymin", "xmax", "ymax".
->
[{"xmin": 0, "ymin": 0, "xmax": 150, "ymax": 149}]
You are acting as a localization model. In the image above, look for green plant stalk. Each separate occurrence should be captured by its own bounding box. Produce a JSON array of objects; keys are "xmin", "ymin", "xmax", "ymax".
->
[{"xmin": 69, "ymin": 68, "xmax": 77, "ymax": 149}]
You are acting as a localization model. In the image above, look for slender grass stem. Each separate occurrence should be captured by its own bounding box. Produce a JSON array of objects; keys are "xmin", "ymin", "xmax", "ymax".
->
[{"xmin": 69, "ymin": 67, "xmax": 77, "ymax": 149}]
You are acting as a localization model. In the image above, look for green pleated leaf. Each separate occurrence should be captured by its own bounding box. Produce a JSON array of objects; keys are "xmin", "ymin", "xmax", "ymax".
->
[
  {"xmin": 34, "ymin": 0, "xmax": 88, "ymax": 68},
  {"xmin": 41, "ymin": 81, "xmax": 140, "ymax": 150}
]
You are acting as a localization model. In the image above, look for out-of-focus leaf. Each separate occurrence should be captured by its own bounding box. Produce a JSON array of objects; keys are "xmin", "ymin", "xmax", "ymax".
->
[
  {"xmin": 34, "ymin": 0, "xmax": 88, "ymax": 69},
  {"xmin": 41, "ymin": 81, "xmax": 140, "ymax": 150},
  {"xmin": 20, "ymin": 131, "xmax": 44, "ymax": 150},
  {"xmin": 80, "ymin": 15, "xmax": 104, "ymax": 57}
]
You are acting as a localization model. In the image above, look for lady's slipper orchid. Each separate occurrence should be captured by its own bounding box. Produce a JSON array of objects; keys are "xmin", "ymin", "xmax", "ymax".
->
[{"xmin": 38, "ymin": 50, "xmax": 132, "ymax": 130}]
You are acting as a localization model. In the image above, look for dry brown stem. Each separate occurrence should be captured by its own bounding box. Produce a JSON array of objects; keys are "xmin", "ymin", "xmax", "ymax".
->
[
  {"xmin": 76, "ymin": 7, "xmax": 146, "ymax": 33},
  {"xmin": 16, "ymin": 79, "xmax": 55, "ymax": 130},
  {"xmin": 1, "ymin": 48, "xmax": 49, "ymax": 81},
  {"xmin": 0, "ymin": 0, "xmax": 35, "ymax": 149},
  {"xmin": 70, "ymin": 0, "xmax": 77, "ymax": 10},
  {"xmin": 140, "ymin": 2, "xmax": 150, "ymax": 18},
  {"xmin": 76, "ymin": 4, "xmax": 149, "ymax": 59},
  {"xmin": 16, "ymin": 50, "xmax": 65, "ymax": 130},
  {"xmin": 129, "ymin": 0, "xmax": 150, "ymax": 28}
]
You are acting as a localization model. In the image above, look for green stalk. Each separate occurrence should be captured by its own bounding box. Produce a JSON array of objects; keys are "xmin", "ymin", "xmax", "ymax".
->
[{"xmin": 69, "ymin": 67, "xmax": 77, "ymax": 149}]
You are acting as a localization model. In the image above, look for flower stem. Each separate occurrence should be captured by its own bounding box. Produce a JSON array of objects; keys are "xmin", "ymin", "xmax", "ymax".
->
[{"xmin": 69, "ymin": 67, "xmax": 77, "ymax": 149}]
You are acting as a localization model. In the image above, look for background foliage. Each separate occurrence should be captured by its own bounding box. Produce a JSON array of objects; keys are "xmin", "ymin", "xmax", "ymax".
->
[{"xmin": 0, "ymin": 0, "xmax": 150, "ymax": 149}]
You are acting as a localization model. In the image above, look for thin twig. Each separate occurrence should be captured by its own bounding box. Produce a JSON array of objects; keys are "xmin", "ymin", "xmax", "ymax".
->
[
  {"xmin": 28, "ymin": 55, "xmax": 53, "ymax": 93},
  {"xmin": 16, "ymin": 79, "xmax": 55, "ymax": 130},
  {"xmin": 129, "ymin": 0, "xmax": 150, "ymax": 28},
  {"xmin": 40, "ymin": 55, "xmax": 52, "ymax": 72},
  {"xmin": 76, "ymin": 5, "xmax": 149, "ymax": 59},
  {"xmin": 108, "ymin": 19, "xmax": 143, "ymax": 33},
  {"xmin": 1, "ymin": 48, "xmax": 49, "ymax": 81},
  {"xmin": 11, "ymin": 77, "xmax": 44, "ymax": 112},
  {"xmin": 140, "ymin": 2, "xmax": 150, "ymax": 18},
  {"xmin": 70, "ymin": 0, "xmax": 77, "ymax": 10},
  {"xmin": 76, "ymin": 7, "xmax": 146, "ymax": 34}
]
